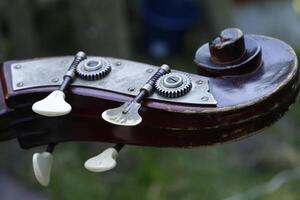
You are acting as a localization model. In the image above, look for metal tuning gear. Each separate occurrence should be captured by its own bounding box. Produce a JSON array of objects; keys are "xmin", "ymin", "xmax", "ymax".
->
[
  {"xmin": 155, "ymin": 72, "xmax": 192, "ymax": 98},
  {"xmin": 32, "ymin": 51, "xmax": 87, "ymax": 117},
  {"xmin": 32, "ymin": 143, "xmax": 56, "ymax": 187},
  {"xmin": 76, "ymin": 58, "xmax": 111, "ymax": 80},
  {"xmin": 102, "ymin": 64, "xmax": 171, "ymax": 126},
  {"xmin": 84, "ymin": 144, "xmax": 124, "ymax": 173}
]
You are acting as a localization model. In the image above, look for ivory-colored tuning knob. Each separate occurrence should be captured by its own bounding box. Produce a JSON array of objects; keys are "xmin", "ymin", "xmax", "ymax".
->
[
  {"xmin": 32, "ymin": 152, "xmax": 53, "ymax": 187},
  {"xmin": 32, "ymin": 90, "xmax": 71, "ymax": 117},
  {"xmin": 84, "ymin": 148, "xmax": 118, "ymax": 172}
]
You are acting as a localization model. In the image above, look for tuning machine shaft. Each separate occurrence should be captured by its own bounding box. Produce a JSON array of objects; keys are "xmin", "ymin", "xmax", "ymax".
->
[
  {"xmin": 102, "ymin": 64, "xmax": 170, "ymax": 126},
  {"xmin": 32, "ymin": 51, "xmax": 87, "ymax": 117}
]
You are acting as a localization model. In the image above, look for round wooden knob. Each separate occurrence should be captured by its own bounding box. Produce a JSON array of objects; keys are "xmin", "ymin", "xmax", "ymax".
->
[
  {"xmin": 209, "ymin": 28, "xmax": 245, "ymax": 64},
  {"xmin": 194, "ymin": 28, "xmax": 262, "ymax": 77}
]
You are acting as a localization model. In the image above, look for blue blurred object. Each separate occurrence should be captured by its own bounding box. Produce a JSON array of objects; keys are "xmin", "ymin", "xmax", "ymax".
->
[{"xmin": 141, "ymin": 0, "xmax": 199, "ymax": 58}]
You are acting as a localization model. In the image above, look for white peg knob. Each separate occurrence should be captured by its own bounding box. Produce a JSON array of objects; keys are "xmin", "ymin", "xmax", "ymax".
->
[
  {"xmin": 84, "ymin": 148, "xmax": 118, "ymax": 172},
  {"xmin": 32, "ymin": 90, "xmax": 71, "ymax": 117},
  {"xmin": 32, "ymin": 152, "xmax": 53, "ymax": 187}
]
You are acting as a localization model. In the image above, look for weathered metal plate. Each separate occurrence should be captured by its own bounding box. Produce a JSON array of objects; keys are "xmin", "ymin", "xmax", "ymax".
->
[{"xmin": 10, "ymin": 57, "xmax": 217, "ymax": 105}]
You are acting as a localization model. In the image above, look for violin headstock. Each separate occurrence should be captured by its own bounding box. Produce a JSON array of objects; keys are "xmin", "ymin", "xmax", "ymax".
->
[{"xmin": 0, "ymin": 28, "xmax": 298, "ymax": 186}]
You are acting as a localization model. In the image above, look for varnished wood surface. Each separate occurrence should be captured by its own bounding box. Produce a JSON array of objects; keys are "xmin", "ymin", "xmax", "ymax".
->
[{"xmin": 0, "ymin": 35, "xmax": 298, "ymax": 148}]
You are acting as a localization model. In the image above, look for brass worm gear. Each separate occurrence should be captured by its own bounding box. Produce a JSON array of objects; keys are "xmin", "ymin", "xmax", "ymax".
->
[
  {"xmin": 76, "ymin": 58, "xmax": 111, "ymax": 80},
  {"xmin": 155, "ymin": 72, "xmax": 192, "ymax": 98}
]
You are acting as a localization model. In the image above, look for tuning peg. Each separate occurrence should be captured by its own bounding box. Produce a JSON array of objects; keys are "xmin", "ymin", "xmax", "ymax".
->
[
  {"xmin": 32, "ymin": 51, "xmax": 87, "ymax": 117},
  {"xmin": 32, "ymin": 144, "xmax": 55, "ymax": 187},
  {"xmin": 32, "ymin": 90, "xmax": 71, "ymax": 117},
  {"xmin": 102, "ymin": 101, "xmax": 142, "ymax": 126},
  {"xmin": 84, "ymin": 144, "xmax": 124, "ymax": 173},
  {"xmin": 102, "ymin": 64, "xmax": 170, "ymax": 126}
]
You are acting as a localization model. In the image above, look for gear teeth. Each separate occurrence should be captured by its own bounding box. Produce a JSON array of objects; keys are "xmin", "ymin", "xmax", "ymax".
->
[
  {"xmin": 155, "ymin": 73, "xmax": 192, "ymax": 98},
  {"xmin": 76, "ymin": 66, "xmax": 111, "ymax": 80},
  {"xmin": 76, "ymin": 58, "xmax": 111, "ymax": 81}
]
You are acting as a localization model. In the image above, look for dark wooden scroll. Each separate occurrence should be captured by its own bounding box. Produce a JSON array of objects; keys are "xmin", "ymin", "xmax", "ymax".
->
[{"xmin": 0, "ymin": 34, "xmax": 298, "ymax": 149}]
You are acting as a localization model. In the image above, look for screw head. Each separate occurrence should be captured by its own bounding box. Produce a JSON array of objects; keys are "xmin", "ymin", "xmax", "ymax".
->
[
  {"xmin": 201, "ymin": 96, "xmax": 209, "ymax": 101},
  {"xmin": 84, "ymin": 60, "xmax": 102, "ymax": 71},
  {"xmin": 16, "ymin": 82, "xmax": 24, "ymax": 87},
  {"xmin": 196, "ymin": 80, "xmax": 203, "ymax": 85},
  {"xmin": 51, "ymin": 78, "xmax": 59, "ymax": 83},
  {"xmin": 14, "ymin": 65, "xmax": 22, "ymax": 69},
  {"xmin": 128, "ymin": 87, "xmax": 135, "ymax": 92},
  {"xmin": 115, "ymin": 61, "xmax": 122, "ymax": 66},
  {"xmin": 162, "ymin": 74, "xmax": 183, "ymax": 88},
  {"xmin": 146, "ymin": 68, "xmax": 154, "ymax": 73}
]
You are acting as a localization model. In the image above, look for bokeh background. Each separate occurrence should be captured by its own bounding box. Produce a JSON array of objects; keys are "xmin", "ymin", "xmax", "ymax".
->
[{"xmin": 1, "ymin": 0, "xmax": 300, "ymax": 199}]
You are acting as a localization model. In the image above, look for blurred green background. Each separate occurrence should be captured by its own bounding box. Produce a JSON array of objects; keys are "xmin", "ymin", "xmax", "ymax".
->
[{"xmin": 1, "ymin": 0, "xmax": 300, "ymax": 199}]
